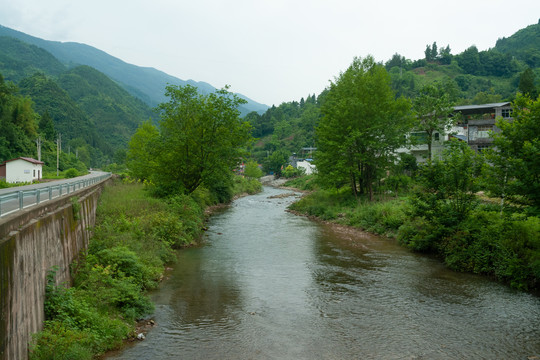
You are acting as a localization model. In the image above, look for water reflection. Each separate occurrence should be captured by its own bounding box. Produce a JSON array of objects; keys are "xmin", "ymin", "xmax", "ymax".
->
[{"xmin": 109, "ymin": 187, "xmax": 540, "ymax": 360}]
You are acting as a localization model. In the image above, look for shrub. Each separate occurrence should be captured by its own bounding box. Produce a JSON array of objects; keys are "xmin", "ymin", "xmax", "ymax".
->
[
  {"xmin": 64, "ymin": 168, "xmax": 79, "ymax": 178},
  {"xmin": 282, "ymin": 165, "xmax": 305, "ymax": 179}
]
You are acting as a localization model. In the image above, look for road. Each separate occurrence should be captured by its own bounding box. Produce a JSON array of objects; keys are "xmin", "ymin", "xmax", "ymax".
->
[{"xmin": 0, "ymin": 171, "xmax": 110, "ymax": 218}]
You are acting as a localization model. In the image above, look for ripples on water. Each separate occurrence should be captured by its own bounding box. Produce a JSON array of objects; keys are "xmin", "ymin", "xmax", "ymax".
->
[{"xmin": 108, "ymin": 187, "xmax": 540, "ymax": 360}]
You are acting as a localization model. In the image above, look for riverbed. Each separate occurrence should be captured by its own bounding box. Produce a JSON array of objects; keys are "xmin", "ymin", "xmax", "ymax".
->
[{"xmin": 108, "ymin": 186, "xmax": 540, "ymax": 359}]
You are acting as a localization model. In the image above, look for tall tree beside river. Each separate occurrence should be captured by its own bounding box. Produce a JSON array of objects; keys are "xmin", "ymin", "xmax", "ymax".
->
[
  {"xmin": 316, "ymin": 56, "xmax": 412, "ymax": 200},
  {"xmin": 128, "ymin": 85, "xmax": 252, "ymax": 199}
]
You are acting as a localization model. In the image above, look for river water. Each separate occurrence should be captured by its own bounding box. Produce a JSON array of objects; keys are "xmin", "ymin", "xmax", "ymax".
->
[{"xmin": 109, "ymin": 187, "xmax": 540, "ymax": 359}]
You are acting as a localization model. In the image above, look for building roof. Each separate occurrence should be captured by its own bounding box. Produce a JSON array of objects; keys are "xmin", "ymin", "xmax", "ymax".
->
[
  {"xmin": 1, "ymin": 157, "xmax": 44, "ymax": 165},
  {"xmin": 453, "ymin": 102, "xmax": 511, "ymax": 112},
  {"xmin": 451, "ymin": 134, "xmax": 467, "ymax": 142}
]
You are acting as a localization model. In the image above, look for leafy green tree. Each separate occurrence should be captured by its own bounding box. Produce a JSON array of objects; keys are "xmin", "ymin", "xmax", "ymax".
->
[
  {"xmin": 490, "ymin": 93, "xmax": 540, "ymax": 211},
  {"xmin": 424, "ymin": 44, "xmax": 432, "ymax": 62},
  {"xmin": 401, "ymin": 140, "xmax": 483, "ymax": 251},
  {"xmin": 412, "ymin": 84, "xmax": 455, "ymax": 161},
  {"xmin": 126, "ymin": 119, "xmax": 160, "ymax": 181},
  {"xmin": 431, "ymin": 42, "xmax": 438, "ymax": 61},
  {"xmin": 155, "ymin": 85, "xmax": 252, "ymax": 195},
  {"xmin": 518, "ymin": 68, "xmax": 537, "ymax": 98},
  {"xmin": 244, "ymin": 160, "xmax": 263, "ymax": 179},
  {"xmin": 38, "ymin": 110, "xmax": 56, "ymax": 141},
  {"xmin": 316, "ymin": 56, "xmax": 412, "ymax": 200},
  {"xmin": 458, "ymin": 46, "xmax": 483, "ymax": 75},
  {"xmin": 439, "ymin": 45, "xmax": 452, "ymax": 65},
  {"xmin": 263, "ymin": 149, "xmax": 289, "ymax": 177}
]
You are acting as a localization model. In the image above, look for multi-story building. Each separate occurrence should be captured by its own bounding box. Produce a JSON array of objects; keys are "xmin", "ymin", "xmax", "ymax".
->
[{"xmin": 397, "ymin": 102, "xmax": 513, "ymax": 163}]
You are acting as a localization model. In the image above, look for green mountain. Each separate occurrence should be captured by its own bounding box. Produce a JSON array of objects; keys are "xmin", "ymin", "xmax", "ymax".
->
[
  {"xmin": 249, "ymin": 21, "xmax": 540, "ymax": 166},
  {"xmin": 0, "ymin": 36, "xmax": 66, "ymax": 81},
  {"xmin": 57, "ymin": 66, "xmax": 154, "ymax": 151},
  {"xmin": 0, "ymin": 25, "xmax": 269, "ymax": 115},
  {"xmin": 0, "ymin": 36, "xmax": 156, "ymax": 166},
  {"xmin": 495, "ymin": 21, "xmax": 540, "ymax": 68}
]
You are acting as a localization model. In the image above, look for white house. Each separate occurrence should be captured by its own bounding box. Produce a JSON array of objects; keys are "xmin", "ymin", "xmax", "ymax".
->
[
  {"xmin": 0, "ymin": 157, "xmax": 44, "ymax": 183},
  {"xmin": 297, "ymin": 160, "xmax": 316, "ymax": 175}
]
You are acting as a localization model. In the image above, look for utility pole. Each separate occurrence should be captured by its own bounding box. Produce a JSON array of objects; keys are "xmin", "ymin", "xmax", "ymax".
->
[
  {"xmin": 56, "ymin": 133, "xmax": 61, "ymax": 176},
  {"xmin": 36, "ymin": 136, "xmax": 42, "ymax": 162}
]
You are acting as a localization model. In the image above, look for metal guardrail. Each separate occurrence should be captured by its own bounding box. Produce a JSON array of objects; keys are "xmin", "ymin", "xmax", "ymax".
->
[{"xmin": 0, "ymin": 173, "xmax": 111, "ymax": 218}]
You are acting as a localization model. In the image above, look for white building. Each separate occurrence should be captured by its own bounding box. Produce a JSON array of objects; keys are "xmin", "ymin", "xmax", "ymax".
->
[
  {"xmin": 0, "ymin": 157, "xmax": 44, "ymax": 183},
  {"xmin": 396, "ymin": 125, "xmax": 467, "ymax": 163},
  {"xmin": 297, "ymin": 160, "xmax": 316, "ymax": 175}
]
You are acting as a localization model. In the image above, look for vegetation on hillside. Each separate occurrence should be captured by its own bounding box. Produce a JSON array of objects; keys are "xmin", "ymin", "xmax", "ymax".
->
[
  {"xmin": 247, "ymin": 21, "xmax": 540, "ymax": 170},
  {"xmin": 0, "ymin": 36, "xmax": 155, "ymax": 168},
  {"xmin": 289, "ymin": 90, "xmax": 540, "ymax": 291}
]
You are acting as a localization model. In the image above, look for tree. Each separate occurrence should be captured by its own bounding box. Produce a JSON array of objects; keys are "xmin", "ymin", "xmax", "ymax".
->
[
  {"xmin": 518, "ymin": 68, "xmax": 537, "ymax": 98},
  {"xmin": 424, "ymin": 44, "xmax": 432, "ymax": 62},
  {"xmin": 244, "ymin": 160, "xmax": 263, "ymax": 179},
  {"xmin": 412, "ymin": 84, "xmax": 455, "ymax": 162},
  {"xmin": 155, "ymin": 85, "xmax": 252, "ymax": 195},
  {"xmin": 263, "ymin": 149, "xmax": 289, "ymax": 177},
  {"xmin": 431, "ymin": 42, "xmax": 438, "ymax": 61},
  {"xmin": 439, "ymin": 45, "xmax": 452, "ymax": 65},
  {"xmin": 458, "ymin": 46, "xmax": 482, "ymax": 75},
  {"xmin": 490, "ymin": 93, "xmax": 540, "ymax": 211},
  {"xmin": 126, "ymin": 119, "xmax": 160, "ymax": 181},
  {"xmin": 38, "ymin": 110, "xmax": 56, "ymax": 141},
  {"xmin": 316, "ymin": 56, "xmax": 412, "ymax": 200}
]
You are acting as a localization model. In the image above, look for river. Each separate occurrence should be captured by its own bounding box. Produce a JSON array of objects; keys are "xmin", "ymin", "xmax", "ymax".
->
[{"xmin": 108, "ymin": 186, "xmax": 540, "ymax": 359}]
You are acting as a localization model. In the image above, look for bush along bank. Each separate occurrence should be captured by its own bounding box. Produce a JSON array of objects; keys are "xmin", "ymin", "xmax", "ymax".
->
[
  {"xmin": 30, "ymin": 176, "xmax": 261, "ymax": 359},
  {"xmin": 288, "ymin": 179, "xmax": 540, "ymax": 292}
]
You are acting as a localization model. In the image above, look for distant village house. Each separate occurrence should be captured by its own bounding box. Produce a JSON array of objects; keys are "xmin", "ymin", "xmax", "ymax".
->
[
  {"xmin": 397, "ymin": 102, "xmax": 512, "ymax": 162},
  {"xmin": 0, "ymin": 157, "xmax": 44, "ymax": 183}
]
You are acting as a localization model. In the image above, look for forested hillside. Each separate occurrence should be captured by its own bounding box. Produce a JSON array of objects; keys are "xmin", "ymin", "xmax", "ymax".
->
[
  {"xmin": 0, "ymin": 25, "xmax": 269, "ymax": 115},
  {"xmin": 0, "ymin": 36, "xmax": 154, "ymax": 169},
  {"xmin": 248, "ymin": 21, "xmax": 540, "ymax": 171}
]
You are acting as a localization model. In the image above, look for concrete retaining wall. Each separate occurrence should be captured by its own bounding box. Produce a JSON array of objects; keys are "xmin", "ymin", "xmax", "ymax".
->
[{"xmin": 0, "ymin": 179, "xmax": 109, "ymax": 360}]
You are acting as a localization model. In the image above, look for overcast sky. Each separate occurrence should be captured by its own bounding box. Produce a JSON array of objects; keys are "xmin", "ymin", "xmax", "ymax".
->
[{"xmin": 0, "ymin": 0, "xmax": 538, "ymax": 106}]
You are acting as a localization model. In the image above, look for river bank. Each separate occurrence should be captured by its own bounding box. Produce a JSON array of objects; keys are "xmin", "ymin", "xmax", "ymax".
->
[
  {"xmin": 283, "ymin": 178, "xmax": 540, "ymax": 293},
  {"xmin": 29, "ymin": 176, "xmax": 263, "ymax": 360},
  {"xmin": 106, "ymin": 185, "xmax": 540, "ymax": 360}
]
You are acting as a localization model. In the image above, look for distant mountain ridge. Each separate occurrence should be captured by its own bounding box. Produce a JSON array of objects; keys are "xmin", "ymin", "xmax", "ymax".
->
[{"xmin": 0, "ymin": 25, "xmax": 269, "ymax": 115}]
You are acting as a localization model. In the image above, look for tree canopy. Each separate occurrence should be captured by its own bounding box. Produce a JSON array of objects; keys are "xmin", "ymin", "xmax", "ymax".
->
[
  {"xmin": 128, "ymin": 85, "xmax": 253, "ymax": 198},
  {"xmin": 315, "ymin": 56, "xmax": 412, "ymax": 200}
]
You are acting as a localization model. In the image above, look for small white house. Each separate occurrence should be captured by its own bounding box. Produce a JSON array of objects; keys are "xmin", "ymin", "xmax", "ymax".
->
[
  {"xmin": 0, "ymin": 157, "xmax": 44, "ymax": 183},
  {"xmin": 297, "ymin": 160, "xmax": 316, "ymax": 175}
]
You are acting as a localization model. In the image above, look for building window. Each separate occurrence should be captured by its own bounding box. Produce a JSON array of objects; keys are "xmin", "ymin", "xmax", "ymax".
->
[
  {"xmin": 434, "ymin": 133, "xmax": 440, "ymax": 141},
  {"xmin": 501, "ymin": 108, "xmax": 512, "ymax": 118},
  {"xmin": 411, "ymin": 132, "xmax": 428, "ymax": 144},
  {"xmin": 33, "ymin": 169, "xmax": 36, "ymax": 177}
]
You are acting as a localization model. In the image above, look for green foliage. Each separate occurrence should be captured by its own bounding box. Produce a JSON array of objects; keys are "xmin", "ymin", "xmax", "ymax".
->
[
  {"xmin": 132, "ymin": 85, "xmax": 252, "ymax": 198},
  {"xmin": 412, "ymin": 84, "xmax": 455, "ymax": 161},
  {"xmin": 244, "ymin": 160, "xmax": 263, "ymax": 179},
  {"xmin": 290, "ymin": 187, "xmax": 408, "ymax": 237},
  {"xmin": 64, "ymin": 168, "xmax": 79, "ymax": 178},
  {"xmin": 31, "ymin": 179, "xmax": 212, "ymax": 359},
  {"xmin": 263, "ymin": 149, "xmax": 289, "ymax": 177},
  {"xmin": 490, "ymin": 93, "xmax": 540, "ymax": 211},
  {"xmin": 518, "ymin": 68, "xmax": 538, "ymax": 98},
  {"xmin": 233, "ymin": 175, "xmax": 262, "ymax": 195},
  {"xmin": 281, "ymin": 164, "xmax": 305, "ymax": 179},
  {"xmin": 283, "ymin": 174, "xmax": 318, "ymax": 191},
  {"xmin": 316, "ymin": 56, "xmax": 412, "ymax": 200},
  {"xmin": 126, "ymin": 119, "xmax": 159, "ymax": 181},
  {"xmin": 0, "ymin": 74, "xmax": 37, "ymax": 160},
  {"xmin": 399, "ymin": 141, "xmax": 483, "ymax": 251}
]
